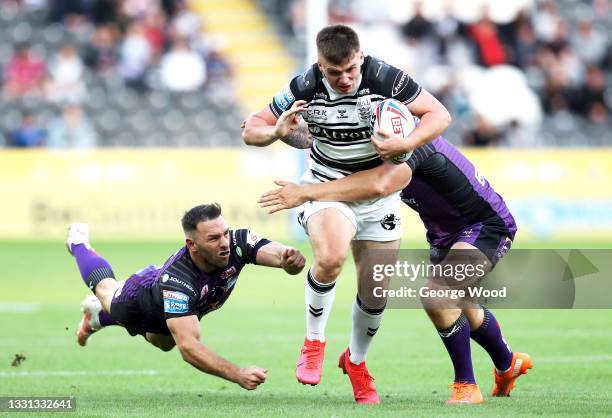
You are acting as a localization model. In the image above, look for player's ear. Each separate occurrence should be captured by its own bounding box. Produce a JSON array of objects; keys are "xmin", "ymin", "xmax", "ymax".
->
[{"xmin": 185, "ymin": 237, "xmax": 195, "ymax": 251}]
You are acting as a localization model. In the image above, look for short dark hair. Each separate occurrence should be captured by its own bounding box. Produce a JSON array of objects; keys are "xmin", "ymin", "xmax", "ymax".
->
[
  {"xmin": 316, "ymin": 25, "xmax": 360, "ymax": 65},
  {"xmin": 181, "ymin": 203, "xmax": 222, "ymax": 233}
]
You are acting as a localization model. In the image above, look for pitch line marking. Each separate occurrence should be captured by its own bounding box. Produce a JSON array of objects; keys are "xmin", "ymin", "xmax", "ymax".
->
[{"xmin": 0, "ymin": 369, "xmax": 161, "ymax": 378}]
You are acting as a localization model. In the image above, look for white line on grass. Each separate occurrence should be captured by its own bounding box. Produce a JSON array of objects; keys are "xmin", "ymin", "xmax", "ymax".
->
[
  {"xmin": 0, "ymin": 302, "xmax": 41, "ymax": 313},
  {"xmin": 0, "ymin": 369, "xmax": 161, "ymax": 378}
]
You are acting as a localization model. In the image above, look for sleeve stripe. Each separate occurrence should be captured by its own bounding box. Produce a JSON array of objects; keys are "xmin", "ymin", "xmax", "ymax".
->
[{"xmin": 251, "ymin": 239, "xmax": 271, "ymax": 265}]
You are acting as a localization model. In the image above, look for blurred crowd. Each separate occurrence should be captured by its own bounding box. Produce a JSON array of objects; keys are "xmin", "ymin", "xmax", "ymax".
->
[
  {"xmin": 1, "ymin": 0, "xmax": 234, "ymax": 148},
  {"xmin": 282, "ymin": 0, "xmax": 611, "ymax": 146}
]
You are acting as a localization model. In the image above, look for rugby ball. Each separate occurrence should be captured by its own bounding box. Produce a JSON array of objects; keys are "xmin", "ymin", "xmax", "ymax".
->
[{"xmin": 373, "ymin": 99, "xmax": 415, "ymax": 164}]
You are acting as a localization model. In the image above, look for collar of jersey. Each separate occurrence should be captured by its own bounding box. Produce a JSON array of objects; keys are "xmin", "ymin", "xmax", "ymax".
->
[{"xmin": 321, "ymin": 74, "xmax": 362, "ymax": 101}]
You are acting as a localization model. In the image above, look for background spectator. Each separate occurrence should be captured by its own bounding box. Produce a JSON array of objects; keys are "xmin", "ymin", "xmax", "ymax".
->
[
  {"xmin": 10, "ymin": 110, "xmax": 46, "ymax": 147},
  {"xmin": 3, "ymin": 43, "xmax": 45, "ymax": 100},
  {"xmin": 45, "ymin": 43, "xmax": 87, "ymax": 103},
  {"xmin": 159, "ymin": 37, "xmax": 206, "ymax": 92},
  {"xmin": 46, "ymin": 104, "xmax": 98, "ymax": 148}
]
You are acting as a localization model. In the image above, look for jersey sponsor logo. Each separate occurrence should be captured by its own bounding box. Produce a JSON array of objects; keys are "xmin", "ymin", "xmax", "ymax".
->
[
  {"xmin": 163, "ymin": 290, "xmax": 189, "ymax": 314},
  {"xmin": 165, "ymin": 275, "xmax": 197, "ymax": 295},
  {"xmin": 392, "ymin": 72, "xmax": 409, "ymax": 97},
  {"xmin": 221, "ymin": 266, "xmax": 237, "ymax": 280},
  {"xmin": 314, "ymin": 92, "xmax": 327, "ymax": 100},
  {"xmin": 163, "ymin": 290, "xmax": 189, "ymax": 301},
  {"xmin": 358, "ymin": 88, "xmax": 371, "ymax": 96},
  {"xmin": 161, "ymin": 273, "xmax": 169, "ymax": 283},
  {"xmin": 273, "ymin": 84, "xmax": 295, "ymax": 112},
  {"xmin": 308, "ymin": 125, "xmax": 372, "ymax": 140},
  {"xmin": 307, "ymin": 107, "xmax": 328, "ymax": 122},
  {"xmin": 246, "ymin": 230, "xmax": 263, "ymax": 246},
  {"xmin": 380, "ymin": 213, "xmax": 400, "ymax": 230}
]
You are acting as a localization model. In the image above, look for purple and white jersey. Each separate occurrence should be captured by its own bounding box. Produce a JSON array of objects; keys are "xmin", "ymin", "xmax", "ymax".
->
[{"xmin": 402, "ymin": 136, "xmax": 517, "ymax": 248}]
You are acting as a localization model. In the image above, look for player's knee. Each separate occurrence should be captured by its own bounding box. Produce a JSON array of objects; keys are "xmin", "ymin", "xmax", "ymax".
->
[
  {"xmin": 424, "ymin": 307, "xmax": 461, "ymax": 328},
  {"xmin": 314, "ymin": 253, "xmax": 345, "ymax": 280}
]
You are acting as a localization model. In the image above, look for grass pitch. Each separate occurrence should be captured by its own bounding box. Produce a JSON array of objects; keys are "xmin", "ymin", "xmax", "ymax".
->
[{"xmin": 1, "ymin": 241, "xmax": 611, "ymax": 417}]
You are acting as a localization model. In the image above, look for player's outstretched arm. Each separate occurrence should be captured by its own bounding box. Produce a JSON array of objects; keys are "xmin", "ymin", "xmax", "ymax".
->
[
  {"xmin": 255, "ymin": 242, "xmax": 306, "ymax": 275},
  {"xmin": 258, "ymin": 162, "xmax": 412, "ymax": 213},
  {"xmin": 167, "ymin": 315, "xmax": 267, "ymax": 390},
  {"xmin": 373, "ymin": 89, "xmax": 451, "ymax": 161},
  {"xmin": 242, "ymin": 101, "xmax": 308, "ymax": 147}
]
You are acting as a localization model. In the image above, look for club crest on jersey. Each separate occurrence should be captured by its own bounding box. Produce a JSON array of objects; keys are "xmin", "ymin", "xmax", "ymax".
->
[
  {"xmin": 380, "ymin": 214, "xmax": 400, "ymax": 230},
  {"xmin": 200, "ymin": 284, "xmax": 209, "ymax": 300},
  {"xmin": 392, "ymin": 72, "xmax": 409, "ymax": 97},
  {"xmin": 247, "ymin": 231, "xmax": 262, "ymax": 246},
  {"xmin": 357, "ymin": 96, "xmax": 373, "ymax": 123}
]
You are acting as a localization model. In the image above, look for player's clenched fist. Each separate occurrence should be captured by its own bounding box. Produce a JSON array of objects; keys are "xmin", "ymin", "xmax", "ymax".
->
[
  {"xmin": 280, "ymin": 247, "xmax": 306, "ymax": 275},
  {"xmin": 237, "ymin": 366, "xmax": 268, "ymax": 390}
]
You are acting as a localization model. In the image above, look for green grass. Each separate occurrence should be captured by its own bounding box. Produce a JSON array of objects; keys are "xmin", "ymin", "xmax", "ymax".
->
[{"xmin": 1, "ymin": 242, "xmax": 611, "ymax": 417}]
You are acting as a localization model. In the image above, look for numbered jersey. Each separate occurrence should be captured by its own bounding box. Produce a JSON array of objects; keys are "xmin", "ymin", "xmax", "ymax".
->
[
  {"xmin": 402, "ymin": 136, "xmax": 517, "ymax": 247},
  {"xmin": 270, "ymin": 56, "xmax": 422, "ymax": 181}
]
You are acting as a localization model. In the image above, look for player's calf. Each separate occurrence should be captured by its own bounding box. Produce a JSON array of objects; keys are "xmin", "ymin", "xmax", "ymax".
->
[{"xmin": 67, "ymin": 223, "xmax": 117, "ymax": 294}]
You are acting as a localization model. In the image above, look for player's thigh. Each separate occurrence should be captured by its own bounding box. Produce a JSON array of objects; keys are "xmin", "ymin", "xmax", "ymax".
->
[
  {"xmin": 352, "ymin": 239, "xmax": 400, "ymax": 307},
  {"xmin": 306, "ymin": 206, "xmax": 356, "ymax": 267},
  {"xmin": 96, "ymin": 278, "xmax": 122, "ymax": 313}
]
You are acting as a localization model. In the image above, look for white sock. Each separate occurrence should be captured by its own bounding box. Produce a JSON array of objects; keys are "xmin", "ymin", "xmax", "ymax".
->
[
  {"xmin": 349, "ymin": 296, "xmax": 384, "ymax": 364},
  {"xmin": 305, "ymin": 269, "xmax": 336, "ymax": 342}
]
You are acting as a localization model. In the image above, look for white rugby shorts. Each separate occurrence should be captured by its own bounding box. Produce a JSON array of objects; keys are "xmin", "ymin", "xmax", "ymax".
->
[{"xmin": 296, "ymin": 171, "xmax": 402, "ymax": 241}]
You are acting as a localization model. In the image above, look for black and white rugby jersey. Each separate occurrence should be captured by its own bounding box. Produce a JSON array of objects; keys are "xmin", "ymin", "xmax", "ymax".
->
[{"xmin": 269, "ymin": 56, "xmax": 422, "ymax": 181}]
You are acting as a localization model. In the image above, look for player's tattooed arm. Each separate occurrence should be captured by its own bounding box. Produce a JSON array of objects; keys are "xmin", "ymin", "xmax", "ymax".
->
[{"xmin": 280, "ymin": 122, "xmax": 312, "ymax": 149}]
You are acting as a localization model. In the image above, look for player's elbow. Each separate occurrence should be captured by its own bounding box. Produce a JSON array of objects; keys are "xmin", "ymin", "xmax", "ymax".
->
[
  {"xmin": 438, "ymin": 108, "xmax": 452, "ymax": 133},
  {"xmin": 241, "ymin": 129, "xmax": 258, "ymax": 146},
  {"xmin": 380, "ymin": 171, "xmax": 411, "ymax": 196},
  {"xmin": 177, "ymin": 341, "xmax": 199, "ymax": 363}
]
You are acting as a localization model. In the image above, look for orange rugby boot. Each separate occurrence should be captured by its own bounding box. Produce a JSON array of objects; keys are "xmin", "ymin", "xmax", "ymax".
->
[
  {"xmin": 446, "ymin": 382, "xmax": 484, "ymax": 404},
  {"xmin": 492, "ymin": 352, "xmax": 533, "ymax": 396},
  {"xmin": 76, "ymin": 295, "xmax": 102, "ymax": 346}
]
